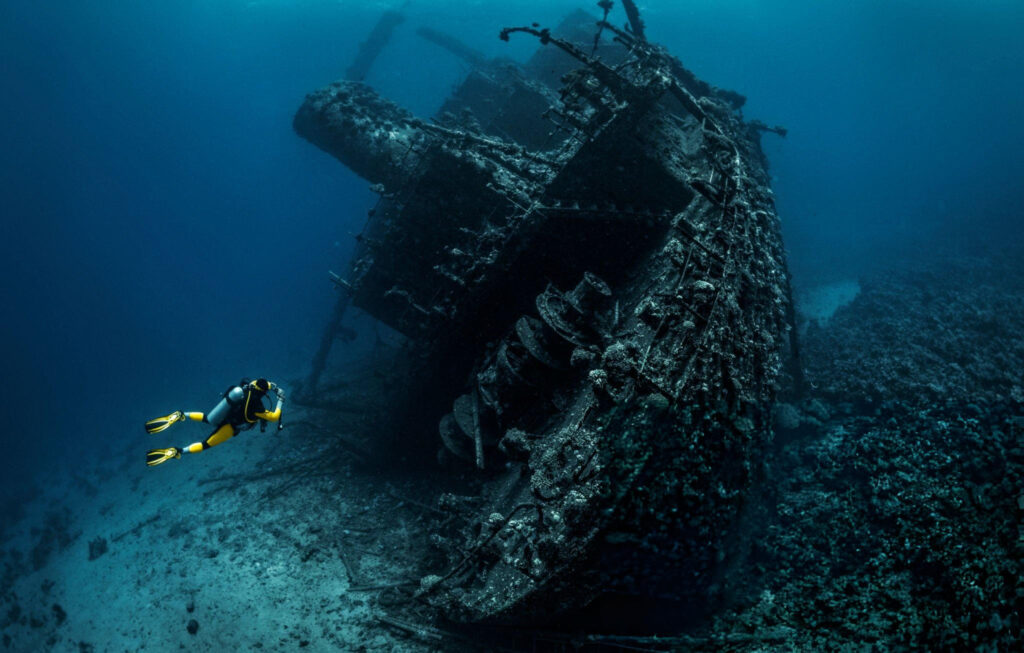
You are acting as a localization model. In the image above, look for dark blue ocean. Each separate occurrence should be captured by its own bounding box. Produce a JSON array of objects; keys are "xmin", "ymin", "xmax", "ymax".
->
[{"xmin": 2, "ymin": 1, "xmax": 1022, "ymax": 649}]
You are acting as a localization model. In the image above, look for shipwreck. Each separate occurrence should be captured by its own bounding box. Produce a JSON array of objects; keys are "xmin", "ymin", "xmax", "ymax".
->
[{"xmin": 292, "ymin": 1, "xmax": 796, "ymax": 627}]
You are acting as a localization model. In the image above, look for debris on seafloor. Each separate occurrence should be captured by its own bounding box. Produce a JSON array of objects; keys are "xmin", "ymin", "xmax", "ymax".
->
[{"xmin": 293, "ymin": 2, "xmax": 796, "ymax": 628}]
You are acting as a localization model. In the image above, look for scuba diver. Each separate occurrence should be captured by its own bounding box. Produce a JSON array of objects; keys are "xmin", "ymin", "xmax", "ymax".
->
[{"xmin": 144, "ymin": 378, "xmax": 285, "ymax": 467}]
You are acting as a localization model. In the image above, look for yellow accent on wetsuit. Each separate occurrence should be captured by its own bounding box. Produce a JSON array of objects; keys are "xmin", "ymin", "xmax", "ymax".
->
[
  {"xmin": 241, "ymin": 387, "xmax": 282, "ymax": 424},
  {"xmin": 185, "ymin": 423, "xmax": 236, "ymax": 453},
  {"xmin": 255, "ymin": 403, "xmax": 283, "ymax": 422},
  {"xmin": 171, "ymin": 384, "xmax": 283, "ymax": 458}
]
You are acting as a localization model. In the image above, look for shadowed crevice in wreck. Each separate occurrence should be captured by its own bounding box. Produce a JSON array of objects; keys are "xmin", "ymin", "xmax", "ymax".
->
[{"xmin": 291, "ymin": 0, "xmax": 797, "ymax": 633}]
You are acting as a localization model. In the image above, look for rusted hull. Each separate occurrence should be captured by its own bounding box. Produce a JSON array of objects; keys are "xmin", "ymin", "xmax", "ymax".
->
[{"xmin": 295, "ymin": 10, "xmax": 793, "ymax": 622}]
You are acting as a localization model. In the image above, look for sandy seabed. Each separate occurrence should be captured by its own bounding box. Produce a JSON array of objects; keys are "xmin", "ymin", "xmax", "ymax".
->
[
  {"xmin": 5, "ymin": 251, "xmax": 1024, "ymax": 652},
  {"xmin": 1, "ymin": 408, "xmax": 434, "ymax": 652}
]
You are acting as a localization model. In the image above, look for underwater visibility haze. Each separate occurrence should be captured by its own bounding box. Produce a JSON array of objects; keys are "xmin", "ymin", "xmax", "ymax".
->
[{"xmin": 1, "ymin": 0, "xmax": 1023, "ymax": 649}]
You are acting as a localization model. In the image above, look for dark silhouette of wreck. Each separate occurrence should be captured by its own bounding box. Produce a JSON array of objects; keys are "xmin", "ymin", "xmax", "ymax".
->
[{"xmin": 293, "ymin": 2, "xmax": 795, "ymax": 629}]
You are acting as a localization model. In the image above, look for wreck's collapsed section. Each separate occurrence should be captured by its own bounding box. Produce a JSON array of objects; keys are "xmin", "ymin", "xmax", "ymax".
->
[{"xmin": 295, "ymin": 13, "xmax": 791, "ymax": 622}]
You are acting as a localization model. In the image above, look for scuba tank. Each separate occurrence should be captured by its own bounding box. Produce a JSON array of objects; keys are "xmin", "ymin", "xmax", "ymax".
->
[{"xmin": 206, "ymin": 385, "xmax": 246, "ymax": 426}]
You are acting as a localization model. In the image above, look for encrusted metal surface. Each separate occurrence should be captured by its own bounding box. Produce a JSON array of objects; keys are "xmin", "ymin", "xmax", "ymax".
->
[{"xmin": 294, "ymin": 7, "xmax": 794, "ymax": 623}]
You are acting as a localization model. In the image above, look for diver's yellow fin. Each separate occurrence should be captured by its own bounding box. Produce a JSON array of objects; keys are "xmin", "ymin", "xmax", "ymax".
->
[
  {"xmin": 145, "ymin": 411, "xmax": 185, "ymax": 434},
  {"xmin": 146, "ymin": 447, "xmax": 182, "ymax": 467}
]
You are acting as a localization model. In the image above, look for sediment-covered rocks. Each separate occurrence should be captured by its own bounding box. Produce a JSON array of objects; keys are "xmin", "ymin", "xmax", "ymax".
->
[{"xmin": 710, "ymin": 251, "xmax": 1024, "ymax": 650}]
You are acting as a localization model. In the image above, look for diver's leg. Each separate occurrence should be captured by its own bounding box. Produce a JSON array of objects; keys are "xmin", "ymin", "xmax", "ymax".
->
[
  {"xmin": 183, "ymin": 423, "xmax": 236, "ymax": 454},
  {"xmin": 146, "ymin": 414, "xmax": 223, "ymax": 466}
]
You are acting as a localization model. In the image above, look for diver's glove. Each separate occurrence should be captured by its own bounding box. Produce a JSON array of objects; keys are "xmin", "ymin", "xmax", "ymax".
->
[{"xmin": 276, "ymin": 388, "xmax": 286, "ymax": 401}]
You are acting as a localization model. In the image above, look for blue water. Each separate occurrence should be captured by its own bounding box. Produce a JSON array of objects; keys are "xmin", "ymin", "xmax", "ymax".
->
[{"xmin": 2, "ymin": 0, "xmax": 1022, "ymax": 520}]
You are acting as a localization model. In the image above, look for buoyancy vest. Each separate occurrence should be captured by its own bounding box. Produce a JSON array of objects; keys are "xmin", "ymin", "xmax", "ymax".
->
[{"xmin": 207, "ymin": 379, "xmax": 267, "ymax": 428}]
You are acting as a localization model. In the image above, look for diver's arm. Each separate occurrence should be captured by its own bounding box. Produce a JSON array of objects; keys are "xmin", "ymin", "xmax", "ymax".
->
[{"xmin": 255, "ymin": 386, "xmax": 285, "ymax": 422}]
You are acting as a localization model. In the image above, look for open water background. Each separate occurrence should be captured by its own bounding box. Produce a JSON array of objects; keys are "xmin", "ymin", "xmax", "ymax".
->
[{"xmin": 1, "ymin": 0, "xmax": 1022, "ymax": 510}]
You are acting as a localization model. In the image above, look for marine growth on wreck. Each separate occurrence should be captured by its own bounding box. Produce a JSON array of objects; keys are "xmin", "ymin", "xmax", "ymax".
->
[{"xmin": 294, "ymin": 4, "xmax": 795, "ymax": 623}]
